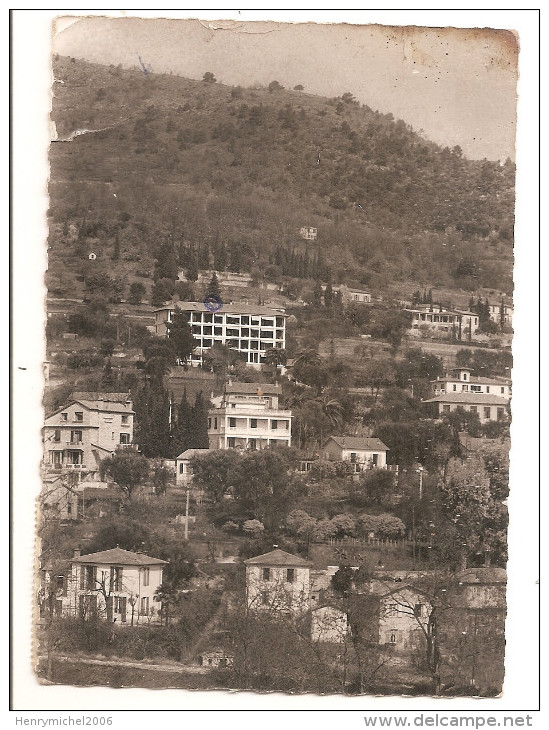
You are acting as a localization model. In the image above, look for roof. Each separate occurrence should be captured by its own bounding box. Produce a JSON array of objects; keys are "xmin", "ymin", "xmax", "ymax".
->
[
  {"xmin": 326, "ymin": 436, "xmax": 389, "ymax": 452},
  {"xmin": 72, "ymin": 547, "xmax": 167, "ymax": 566},
  {"xmin": 423, "ymin": 393, "xmax": 509, "ymax": 405},
  {"xmin": 81, "ymin": 487, "xmax": 123, "ymax": 501},
  {"xmin": 77, "ymin": 400, "xmax": 135, "ymax": 414},
  {"xmin": 458, "ymin": 433, "xmax": 511, "ymax": 452},
  {"xmin": 456, "ymin": 568, "xmax": 507, "ymax": 585},
  {"xmin": 156, "ymin": 301, "xmax": 287, "ymax": 316},
  {"xmin": 225, "ymin": 382, "xmax": 281, "ymax": 395},
  {"xmin": 71, "ymin": 392, "xmax": 132, "ymax": 403},
  {"xmin": 244, "ymin": 549, "xmax": 312, "ymax": 567},
  {"xmin": 45, "ymin": 399, "xmax": 134, "ymax": 421},
  {"xmin": 435, "ymin": 373, "xmax": 511, "ymax": 386},
  {"xmin": 176, "ymin": 448, "xmax": 210, "ymax": 460}
]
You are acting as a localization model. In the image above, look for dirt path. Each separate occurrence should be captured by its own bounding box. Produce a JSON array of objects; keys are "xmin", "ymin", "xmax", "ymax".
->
[{"xmin": 46, "ymin": 653, "xmax": 208, "ymax": 674}]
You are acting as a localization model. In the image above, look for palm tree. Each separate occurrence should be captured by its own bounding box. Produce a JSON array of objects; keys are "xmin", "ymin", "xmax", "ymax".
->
[
  {"xmin": 264, "ymin": 348, "xmax": 288, "ymax": 380},
  {"xmin": 293, "ymin": 349, "xmax": 327, "ymax": 395}
]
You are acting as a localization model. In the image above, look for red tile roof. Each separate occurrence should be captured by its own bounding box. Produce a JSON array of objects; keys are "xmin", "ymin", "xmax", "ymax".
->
[
  {"xmin": 72, "ymin": 547, "xmax": 167, "ymax": 566},
  {"xmin": 244, "ymin": 549, "xmax": 312, "ymax": 567}
]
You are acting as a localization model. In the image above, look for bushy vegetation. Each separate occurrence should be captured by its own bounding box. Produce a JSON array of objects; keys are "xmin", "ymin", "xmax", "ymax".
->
[{"xmin": 49, "ymin": 56, "xmax": 514, "ymax": 304}]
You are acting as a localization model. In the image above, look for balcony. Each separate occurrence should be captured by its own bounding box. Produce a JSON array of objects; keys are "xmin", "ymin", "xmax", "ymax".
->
[{"xmin": 116, "ymin": 443, "xmax": 138, "ymax": 451}]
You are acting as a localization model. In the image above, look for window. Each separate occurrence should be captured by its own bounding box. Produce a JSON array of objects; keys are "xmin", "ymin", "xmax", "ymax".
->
[
  {"xmin": 262, "ymin": 568, "xmax": 270, "ymax": 581},
  {"xmin": 486, "ymin": 386, "xmax": 490, "ymax": 393},
  {"xmin": 121, "ymin": 415, "xmax": 128, "ymax": 425},
  {"xmin": 61, "ymin": 413, "xmax": 68, "ymax": 421},
  {"xmin": 70, "ymin": 430, "xmax": 83, "ymax": 444},
  {"xmin": 110, "ymin": 566, "xmax": 123, "ymax": 591},
  {"xmin": 208, "ymin": 418, "xmax": 212, "ymax": 429},
  {"xmin": 271, "ymin": 420, "xmax": 278, "ymax": 430},
  {"xmin": 179, "ymin": 463, "xmax": 184, "ymax": 474},
  {"xmin": 229, "ymin": 417, "xmax": 237, "ymax": 429},
  {"xmin": 484, "ymin": 407, "xmax": 491, "ymax": 419},
  {"xmin": 470, "ymin": 406, "xmax": 477, "ymax": 413},
  {"xmin": 119, "ymin": 433, "xmax": 130, "ymax": 444},
  {"xmin": 286, "ymin": 569, "xmax": 295, "ymax": 583},
  {"xmin": 82, "ymin": 565, "xmax": 96, "ymax": 590},
  {"xmin": 497, "ymin": 408, "xmax": 505, "ymax": 421},
  {"xmin": 442, "ymin": 405, "xmax": 451, "ymax": 413},
  {"xmin": 250, "ymin": 419, "xmax": 257, "ymax": 429},
  {"xmin": 372, "ymin": 453, "xmax": 378, "ymax": 466},
  {"xmin": 463, "ymin": 373, "xmax": 467, "ymax": 381},
  {"xmin": 228, "ymin": 437, "xmax": 236, "ymax": 448},
  {"xmin": 74, "ymin": 412, "xmax": 83, "ymax": 422},
  {"xmin": 350, "ymin": 452, "xmax": 357, "ymax": 463},
  {"xmin": 414, "ymin": 603, "xmax": 423, "ymax": 618},
  {"xmin": 461, "ymin": 384, "xmax": 468, "ymax": 392},
  {"xmin": 214, "ymin": 417, "xmax": 218, "ymax": 430},
  {"xmin": 500, "ymin": 387, "xmax": 504, "ymax": 394},
  {"xmin": 143, "ymin": 567, "xmax": 150, "ymax": 586},
  {"xmin": 141, "ymin": 596, "xmax": 149, "ymax": 615},
  {"xmin": 54, "ymin": 429, "xmax": 61, "ymax": 442},
  {"xmin": 471, "ymin": 385, "xmax": 481, "ymax": 392},
  {"xmin": 452, "ymin": 384, "xmax": 457, "ymax": 392},
  {"xmin": 387, "ymin": 603, "xmax": 398, "ymax": 616},
  {"xmin": 248, "ymin": 439, "xmax": 257, "ymax": 451},
  {"xmin": 390, "ymin": 629, "xmax": 398, "ymax": 645}
]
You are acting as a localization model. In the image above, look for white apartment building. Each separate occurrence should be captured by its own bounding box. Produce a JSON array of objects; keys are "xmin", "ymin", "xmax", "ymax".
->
[
  {"xmin": 407, "ymin": 305, "xmax": 479, "ymax": 340},
  {"xmin": 208, "ymin": 382, "xmax": 292, "ymax": 450},
  {"xmin": 431, "ymin": 367, "xmax": 511, "ymax": 400},
  {"xmin": 154, "ymin": 302, "xmax": 287, "ymax": 367}
]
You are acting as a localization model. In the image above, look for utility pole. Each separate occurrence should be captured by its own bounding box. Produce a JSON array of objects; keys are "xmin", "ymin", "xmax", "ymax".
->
[{"xmin": 417, "ymin": 465, "xmax": 424, "ymax": 501}]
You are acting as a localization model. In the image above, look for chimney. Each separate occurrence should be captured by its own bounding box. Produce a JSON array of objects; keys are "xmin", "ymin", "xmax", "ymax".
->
[{"xmin": 73, "ymin": 548, "xmax": 81, "ymax": 558}]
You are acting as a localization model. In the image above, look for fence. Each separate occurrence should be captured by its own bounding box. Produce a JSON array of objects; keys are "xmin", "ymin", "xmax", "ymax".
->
[{"xmin": 324, "ymin": 537, "xmax": 413, "ymax": 548}]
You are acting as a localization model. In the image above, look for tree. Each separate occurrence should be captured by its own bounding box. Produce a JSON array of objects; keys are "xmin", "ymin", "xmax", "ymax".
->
[
  {"xmin": 152, "ymin": 459, "xmax": 172, "ymax": 495},
  {"xmin": 151, "ymin": 278, "xmax": 175, "ymax": 307},
  {"xmin": 312, "ymin": 280, "xmax": 323, "ymax": 308},
  {"xmin": 101, "ymin": 450, "xmax": 149, "ymax": 499},
  {"xmin": 190, "ymin": 391, "xmax": 210, "ymax": 448},
  {"xmin": 190, "ymin": 449, "xmax": 241, "ymax": 503},
  {"xmin": 293, "ymin": 84, "xmax": 304, "ymax": 91},
  {"xmin": 324, "ymin": 281, "xmax": 333, "ymax": 309},
  {"xmin": 129, "ymin": 281, "xmax": 146, "ymax": 305},
  {"xmin": 349, "ymin": 469, "xmax": 396, "ymax": 508},
  {"xmin": 263, "ymin": 347, "xmax": 288, "ymax": 378},
  {"xmin": 202, "ymin": 71, "xmax": 216, "ymax": 83},
  {"xmin": 206, "ymin": 272, "xmax": 221, "ymax": 297},
  {"xmin": 166, "ymin": 308, "xmax": 196, "ymax": 366},
  {"xmin": 229, "ymin": 451, "xmax": 296, "ymax": 528},
  {"xmin": 268, "ymin": 80, "xmax": 284, "ymax": 92},
  {"xmin": 292, "ymin": 349, "xmax": 328, "ymax": 395},
  {"xmin": 111, "ymin": 231, "xmax": 120, "ymax": 261},
  {"xmin": 357, "ymin": 358, "xmax": 396, "ymax": 402},
  {"xmin": 133, "ymin": 383, "xmax": 172, "ymax": 458},
  {"xmin": 242, "ymin": 519, "xmax": 265, "ymax": 537},
  {"xmin": 440, "ymin": 456, "xmax": 507, "ymax": 569}
]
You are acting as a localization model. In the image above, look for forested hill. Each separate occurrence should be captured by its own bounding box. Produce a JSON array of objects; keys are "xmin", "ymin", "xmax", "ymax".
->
[{"xmin": 49, "ymin": 56, "xmax": 514, "ymax": 296}]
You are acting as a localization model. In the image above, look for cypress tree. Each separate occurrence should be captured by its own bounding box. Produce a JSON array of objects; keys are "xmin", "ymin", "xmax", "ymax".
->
[
  {"xmin": 191, "ymin": 391, "xmax": 210, "ymax": 449},
  {"xmin": 207, "ymin": 272, "xmax": 222, "ymax": 297},
  {"xmin": 324, "ymin": 281, "xmax": 333, "ymax": 309}
]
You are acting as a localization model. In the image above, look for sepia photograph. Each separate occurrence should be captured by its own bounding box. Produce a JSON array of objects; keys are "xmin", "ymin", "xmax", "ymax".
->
[{"xmin": 11, "ymin": 9, "xmax": 540, "ymax": 714}]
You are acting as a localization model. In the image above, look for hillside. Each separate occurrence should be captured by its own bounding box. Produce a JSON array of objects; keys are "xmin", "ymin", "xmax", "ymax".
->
[{"xmin": 48, "ymin": 56, "xmax": 515, "ymax": 300}]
